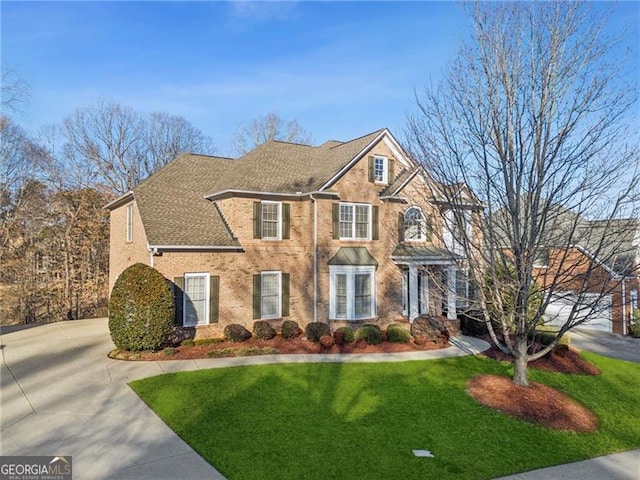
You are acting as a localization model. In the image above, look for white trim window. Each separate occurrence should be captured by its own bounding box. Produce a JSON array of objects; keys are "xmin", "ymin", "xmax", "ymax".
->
[
  {"xmin": 261, "ymin": 271, "xmax": 282, "ymax": 319},
  {"xmin": 404, "ymin": 207, "xmax": 426, "ymax": 241},
  {"xmin": 339, "ymin": 203, "xmax": 371, "ymax": 240},
  {"xmin": 183, "ymin": 273, "xmax": 210, "ymax": 326},
  {"xmin": 330, "ymin": 266, "xmax": 376, "ymax": 320},
  {"xmin": 456, "ymin": 268, "xmax": 469, "ymax": 308},
  {"xmin": 126, "ymin": 204, "xmax": 134, "ymax": 242},
  {"xmin": 261, "ymin": 201, "xmax": 281, "ymax": 240},
  {"xmin": 373, "ymin": 155, "xmax": 387, "ymax": 184}
]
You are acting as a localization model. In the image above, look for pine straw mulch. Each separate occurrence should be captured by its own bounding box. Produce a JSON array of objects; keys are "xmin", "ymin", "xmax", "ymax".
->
[
  {"xmin": 110, "ymin": 334, "xmax": 449, "ymax": 361},
  {"xmin": 468, "ymin": 339, "xmax": 601, "ymax": 432},
  {"xmin": 467, "ymin": 374, "xmax": 599, "ymax": 432}
]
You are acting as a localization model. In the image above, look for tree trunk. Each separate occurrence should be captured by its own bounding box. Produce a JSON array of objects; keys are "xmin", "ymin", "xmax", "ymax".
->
[{"xmin": 513, "ymin": 338, "xmax": 529, "ymax": 387}]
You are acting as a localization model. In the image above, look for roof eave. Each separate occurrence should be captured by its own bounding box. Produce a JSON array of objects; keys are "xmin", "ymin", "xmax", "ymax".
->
[
  {"xmin": 205, "ymin": 189, "xmax": 340, "ymax": 201},
  {"xmin": 104, "ymin": 191, "xmax": 134, "ymax": 211}
]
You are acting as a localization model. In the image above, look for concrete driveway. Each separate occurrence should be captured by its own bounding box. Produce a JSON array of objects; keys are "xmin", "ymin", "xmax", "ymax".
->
[
  {"xmin": 1, "ymin": 318, "xmax": 224, "ymax": 480},
  {"xmin": 570, "ymin": 328, "xmax": 640, "ymax": 363}
]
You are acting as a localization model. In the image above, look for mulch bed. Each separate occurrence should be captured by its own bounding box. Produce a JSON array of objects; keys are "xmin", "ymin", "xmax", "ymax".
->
[
  {"xmin": 111, "ymin": 334, "xmax": 449, "ymax": 361},
  {"xmin": 467, "ymin": 374, "xmax": 599, "ymax": 432}
]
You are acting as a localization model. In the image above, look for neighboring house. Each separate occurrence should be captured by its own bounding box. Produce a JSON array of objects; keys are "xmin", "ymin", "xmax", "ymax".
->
[
  {"xmin": 534, "ymin": 217, "xmax": 640, "ymax": 335},
  {"xmin": 105, "ymin": 129, "xmax": 477, "ymax": 337}
]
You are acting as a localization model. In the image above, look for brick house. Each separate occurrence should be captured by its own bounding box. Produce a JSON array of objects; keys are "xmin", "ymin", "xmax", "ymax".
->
[
  {"xmin": 535, "ymin": 218, "xmax": 640, "ymax": 335},
  {"xmin": 105, "ymin": 129, "xmax": 476, "ymax": 338}
]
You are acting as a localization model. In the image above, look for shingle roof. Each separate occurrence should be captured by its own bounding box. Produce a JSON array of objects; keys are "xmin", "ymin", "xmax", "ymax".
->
[
  {"xmin": 116, "ymin": 129, "xmax": 402, "ymax": 248},
  {"xmin": 133, "ymin": 153, "xmax": 240, "ymax": 247}
]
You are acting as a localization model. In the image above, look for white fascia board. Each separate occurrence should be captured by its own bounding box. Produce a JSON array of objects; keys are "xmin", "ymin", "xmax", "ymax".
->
[
  {"xmin": 570, "ymin": 244, "xmax": 619, "ymax": 278},
  {"xmin": 205, "ymin": 189, "xmax": 340, "ymax": 201},
  {"xmin": 318, "ymin": 129, "xmax": 388, "ymax": 191},
  {"xmin": 149, "ymin": 245, "xmax": 244, "ymax": 252},
  {"xmin": 104, "ymin": 191, "xmax": 134, "ymax": 210},
  {"xmin": 382, "ymin": 133, "xmax": 415, "ymax": 169}
]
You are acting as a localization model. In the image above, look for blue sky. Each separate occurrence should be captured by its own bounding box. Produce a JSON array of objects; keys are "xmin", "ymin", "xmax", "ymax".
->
[{"xmin": 2, "ymin": 1, "xmax": 639, "ymax": 157}]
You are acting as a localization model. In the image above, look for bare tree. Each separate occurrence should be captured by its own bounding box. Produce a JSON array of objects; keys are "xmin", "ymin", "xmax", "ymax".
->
[
  {"xmin": 63, "ymin": 100, "xmax": 215, "ymax": 195},
  {"xmin": 406, "ymin": 2, "xmax": 638, "ymax": 386},
  {"xmin": 231, "ymin": 112, "xmax": 312, "ymax": 155},
  {"xmin": 1, "ymin": 67, "xmax": 31, "ymax": 116}
]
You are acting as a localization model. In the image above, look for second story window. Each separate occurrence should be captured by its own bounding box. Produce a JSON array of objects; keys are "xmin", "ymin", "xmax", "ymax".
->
[
  {"xmin": 254, "ymin": 201, "xmax": 290, "ymax": 240},
  {"xmin": 404, "ymin": 207, "xmax": 426, "ymax": 241},
  {"xmin": 368, "ymin": 155, "xmax": 394, "ymax": 185},
  {"xmin": 339, "ymin": 203, "xmax": 371, "ymax": 240}
]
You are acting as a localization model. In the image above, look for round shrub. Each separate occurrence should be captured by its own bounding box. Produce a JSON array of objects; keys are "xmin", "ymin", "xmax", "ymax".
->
[
  {"xmin": 386, "ymin": 324, "xmax": 411, "ymax": 343},
  {"xmin": 333, "ymin": 326, "xmax": 355, "ymax": 345},
  {"xmin": 108, "ymin": 263, "xmax": 174, "ymax": 352},
  {"xmin": 305, "ymin": 322, "xmax": 331, "ymax": 342},
  {"xmin": 355, "ymin": 324, "xmax": 382, "ymax": 345},
  {"xmin": 319, "ymin": 334, "xmax": 335, "ymax": 349},
  {"xmin": 224, "ymin": 324, "xmax": 253, "ymax": 343},
  {"xmin": 253, "ymin": 321, "xmax": 277, "ymax": 340},
  {"xmin": 180, "ymin": 339, "xmax": 195, "ymax": 347},
  {"xmin": 281, "ymin": 320, "xmax": 301, "ymax": 340}
]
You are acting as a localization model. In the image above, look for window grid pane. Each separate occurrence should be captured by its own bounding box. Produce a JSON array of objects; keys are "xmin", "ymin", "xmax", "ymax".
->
[
  {"xmin": 355, "ymin": 205, "xmax": 369, "ymax": 239},
  {"xmin": 374, "ymin": 157, "xmax": 385, "ymax": 182},
  {"xmin": 336, "ymin": 274, "xmax": 347, "ymax": 318},
  {"xmin": 261, "ymin": 273, "xmax": 280, "ymax": 318},
  {"xmin": 339, "ymin": 205, "xmax": 353, "ymax": 239},
  {"xmin": 354, "ymin": 273, "xmax": 371, "ymax": 318},
  {"xmin": 404, "ymin": 207, "xmax": 424, "ymax": 240},
  {"xmin": 262, "ymin": 203, "xmax": 279, "ymax": 239},
  {"xmin": 185, "ymin": 276, "xmax": 206, "ymax": 325}
]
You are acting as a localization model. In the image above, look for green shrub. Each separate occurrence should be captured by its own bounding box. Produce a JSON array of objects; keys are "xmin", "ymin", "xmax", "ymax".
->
[
  {"xmin": 194, "ymin": 338, "xmax": 224, "ymax": 346},
  {"xmin": 305, "ymin": 322, "xmax": 331, "ymax": 342},
  {"xmin": 281, "ymin": 320, "xmax": 301, "ymax": 340},
  {"xmin": 253, "ymin": 321, "xmax": 277, "ymax": 340},
  {"xmin": 333, "ymin": 326, "xmax": 355, "ymax": 345},
  {"xmin": 533, "ymin": 329, "xmax": 570, "ymax": 348},
  {"xmin": 355, "ymin": 325, "xmax": 382, "ymax": 345},
  {"xmin": 163, "ymin": 347, "xmax": 177, "ymax": 356},
  {"xmin": 224, "ymin": 324, "xmax": 253, "ymax": 343},
  {"xmin": 180, "ymin": 339, "xmax": 195, "ymax": 347},
  {"xmin": 108, "ymin": 263, "xmax": 174, "ymax": 352},
  {"xmin": 630, "ymin": 311, "xmax": 640, "ymax": 338},
  {"xmin": 386, "ymin": 324, "xmax": 411, "ymax": 343}
]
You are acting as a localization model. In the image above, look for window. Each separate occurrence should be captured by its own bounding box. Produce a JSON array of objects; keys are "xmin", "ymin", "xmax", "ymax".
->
[
  {"xmin": 444, "ymin": 209, "xmax": 470, "ymax": 256},
  {"xmin": 261, "ymin": 202, "xmax": 280, "ymax": 239},
  {"xmin": 373, "ymin": 156, "xmax": 387, "ymax": 183},
  {"xmin": 339, "ymin": 203, "xmax": 371, "ymax": 240},
  {"xmin": 455, "ymin": 268, "xmax": 469, "ymax": 308},
  {"xmin": 253, "ymin": 272, "xmax": 290, "ymax": 319},
  {"xmin": 184, "ymin": 274, "xmax": 210, "ymax": 326},
  {"xmin": 330, "ymin": 266, "xmax": 376, "ymax": 320},
  {"xmin": 126, "ymin": 204, "xmax": 133, "ymax": 242},
  {"xmin": 404, "ymin": 207, "xmax": 426, "ymax": 241},
  {"xmin": 533, "ymin": 248, "xmax": 550, "ymax": 268},
  {"xmin": 254, "ymin": 201, "xmax": 290, "ymax": 240}
]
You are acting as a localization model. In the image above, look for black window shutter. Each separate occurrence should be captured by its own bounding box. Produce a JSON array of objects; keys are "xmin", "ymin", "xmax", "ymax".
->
[
  {"xmin": 332, "ymin": 204, "xmax": 340, "ymax": 239},
  {"xmin": 388, "ymin": 158, "xmax": 395, "ymax": 183},
  {"xmin": 253, "ymin": 274, "xmax": 261, "ymax": 319},
  {"xmin": 209, "ymin": 275, "xmax": 220, "ymax": 323},
  {"xmin": 372, "ymin": 206, "xmax": 379, "ymax": 240},
  {"xmin": 368, "ymin": 156, "xmax": 375, "ymax": 182},
  {"xmin": 398, "ymin": 212, "xmax": 405, "ymax": 242},
  {"xmin": 173, "ymin": 277, "xmax": 184, "ymax": 326},
  {"xmin": 282, "ymin": 203, "xmax": 291, "ymax": 239},
  {"xmin": 253, "ymin": 202, "xmax": 262, "ymax": 239},
  {"xmin": 282, "ymin": 273, "xmax": 290, "ymax": 317}
]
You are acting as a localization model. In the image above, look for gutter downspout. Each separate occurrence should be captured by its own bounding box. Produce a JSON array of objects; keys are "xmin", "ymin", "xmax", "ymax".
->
[{"xmin": 310, "ymin": 194, "xmax": 318, "ymax": 322}]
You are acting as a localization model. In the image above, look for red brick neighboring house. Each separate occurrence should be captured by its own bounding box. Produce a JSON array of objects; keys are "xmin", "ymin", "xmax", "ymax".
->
[
  {"xmin": 536, "ymin": 218, "xmax": 640, "ymax": 335},
  {"xmin": 105, "ymin": 129, "xmax": 478, "ymax": 338}
]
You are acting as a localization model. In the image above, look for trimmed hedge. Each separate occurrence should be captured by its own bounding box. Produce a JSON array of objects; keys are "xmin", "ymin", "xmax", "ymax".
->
[
  {"xmin": 281, "ymin": 320, "xmax": 301, "ymax": 340},
  {"xmin": 224, "ymin": 324, "xmax": 253, "ymax": 343},
  {"xmin": 386, "ymin": 324, "xmax": 411, "ymax": 343},
  {"xmin": 333, "ymin": 326, "xmax": 355, "ymax": 345},
  {"xmin": 355, "ymin": 324, "xmax": 382, "ymax": 345},
  {"xmin": 253, "ymin": 321, "xmax": 277, "ymax": 340},
  {"xmin": 319, "ymin": 335, "xmax": 335, "ymax": 349},
  {"xmin": 108, "ymin": 263, "xmax": 174, "ymax": 352},
  {"xmin": 305, "ymin": 322, "xmax": 331, "ymax": 342}
]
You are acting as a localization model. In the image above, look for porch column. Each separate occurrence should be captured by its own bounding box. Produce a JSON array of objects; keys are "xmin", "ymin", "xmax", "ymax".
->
[
  {"xmin": 446, "ymin": 265, "xmax": 457, "ymax": 320},
  {"xmin": 409, "ymin": 264, "xmax": 419, "ymax": 321}
]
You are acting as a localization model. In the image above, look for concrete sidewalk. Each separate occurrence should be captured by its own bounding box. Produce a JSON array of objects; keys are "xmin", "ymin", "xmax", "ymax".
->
[{"xmin": 2, "ymin": 318, "xmax": 638, "ymax": 479}]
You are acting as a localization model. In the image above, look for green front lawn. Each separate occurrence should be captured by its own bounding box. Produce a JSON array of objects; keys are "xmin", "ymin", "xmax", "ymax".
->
[{"xmin": 130, "ymin": 353, "xmax": 640, "ymax": 480}]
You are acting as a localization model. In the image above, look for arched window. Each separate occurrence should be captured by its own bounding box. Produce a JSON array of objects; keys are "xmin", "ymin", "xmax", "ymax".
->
[{"xmin": 404, "ymin": 207, "xmax": 426, "ymax": 241}]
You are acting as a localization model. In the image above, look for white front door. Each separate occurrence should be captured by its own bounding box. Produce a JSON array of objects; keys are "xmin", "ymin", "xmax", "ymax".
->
[{"xmin": 403, "ymin": 267, "xmax": 429, "ymax": 321}]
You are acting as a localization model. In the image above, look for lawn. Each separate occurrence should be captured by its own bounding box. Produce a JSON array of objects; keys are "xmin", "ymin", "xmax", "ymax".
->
[{"xmin": 130, "ymin": 353, "xmax": 640, "ymax": 480}]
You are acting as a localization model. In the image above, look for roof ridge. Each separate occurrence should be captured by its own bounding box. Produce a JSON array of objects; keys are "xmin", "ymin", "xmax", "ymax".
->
[{"xmin": 328, "ymin": 128, "xmax": 386, "ymax": 149}]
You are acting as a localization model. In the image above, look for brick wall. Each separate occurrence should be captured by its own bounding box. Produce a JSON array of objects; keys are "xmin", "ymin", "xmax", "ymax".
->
[{"xmin": 109, "ymin": 200, "xmax": 150, "ymax": 291}]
